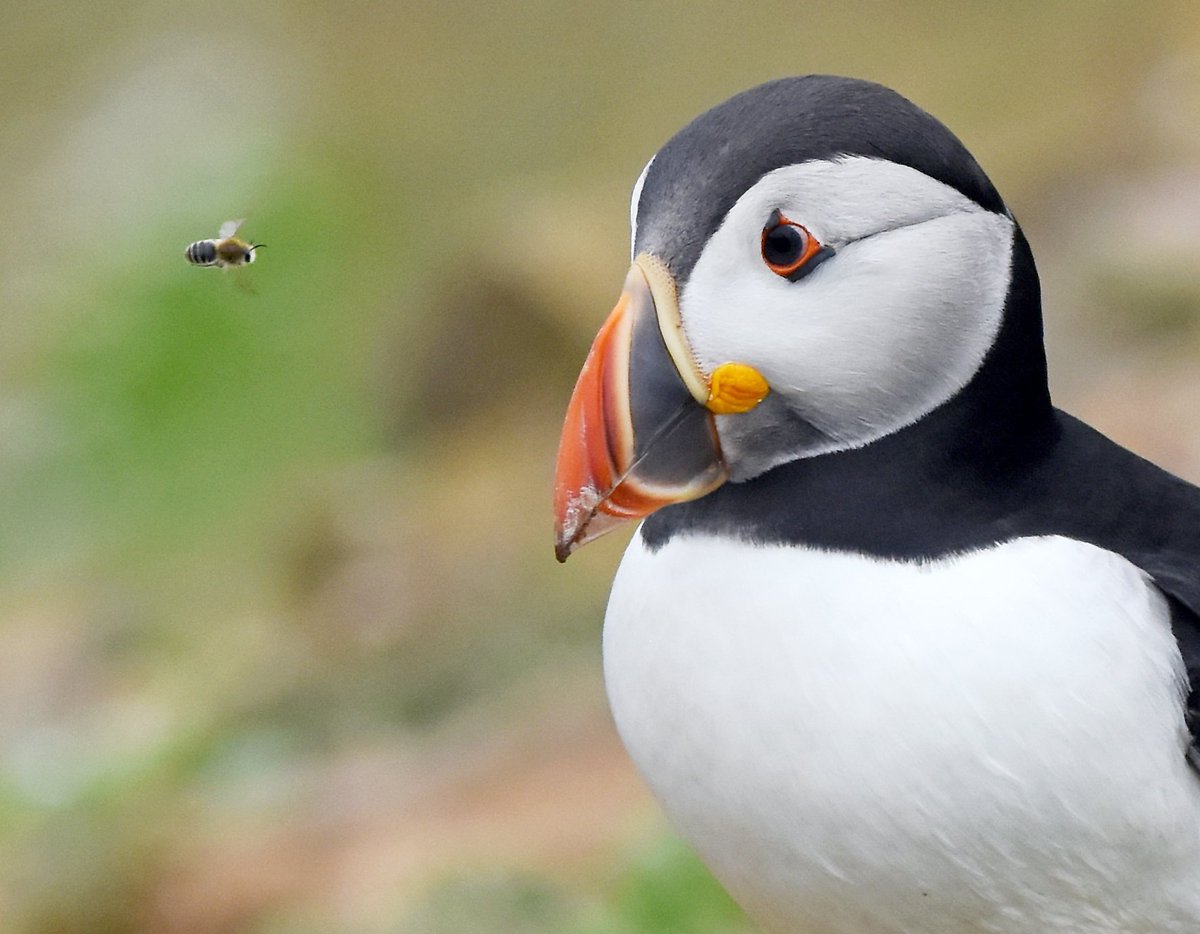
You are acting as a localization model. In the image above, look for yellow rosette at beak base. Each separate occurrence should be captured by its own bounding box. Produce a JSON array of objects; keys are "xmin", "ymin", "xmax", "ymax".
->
[{"xmin": 706, "ymin": 363, "xmax": 770, "ymax": 415}]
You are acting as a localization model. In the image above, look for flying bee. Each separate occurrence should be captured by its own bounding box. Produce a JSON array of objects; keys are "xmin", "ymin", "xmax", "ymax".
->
[{"xmin": 185, "ymin": 219, "xmax": 266, "ymax": 268}]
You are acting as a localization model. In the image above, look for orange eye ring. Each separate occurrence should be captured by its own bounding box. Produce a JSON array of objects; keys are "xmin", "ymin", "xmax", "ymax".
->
[{"xmin": 761, "ymin": 212, "xmax": 824, "ymax": 279}]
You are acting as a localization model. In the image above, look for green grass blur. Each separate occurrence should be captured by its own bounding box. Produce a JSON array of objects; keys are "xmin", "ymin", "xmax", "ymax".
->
[{"xmin": 1, "ymin": 2, "xmax": 1199, "ymax": 931}]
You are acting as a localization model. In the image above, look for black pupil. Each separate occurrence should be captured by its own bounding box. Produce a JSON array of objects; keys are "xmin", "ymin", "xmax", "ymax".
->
[{"xmin": 763, "ymin": 223, "xmax": 805, "ymax": 267}]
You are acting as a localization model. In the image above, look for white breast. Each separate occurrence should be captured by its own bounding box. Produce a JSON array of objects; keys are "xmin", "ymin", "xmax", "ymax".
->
[{"xmin": 603, "ymin": 533, "xmax": 1200, "ymax": 933}]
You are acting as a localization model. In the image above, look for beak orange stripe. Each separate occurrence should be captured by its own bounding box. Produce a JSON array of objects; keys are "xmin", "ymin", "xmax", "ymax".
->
[{"xmin": 553, "ymin": 259, "xmax": 737, "ymax": 561}]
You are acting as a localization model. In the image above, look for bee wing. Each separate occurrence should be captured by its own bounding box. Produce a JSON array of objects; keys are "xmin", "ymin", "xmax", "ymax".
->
[{"xmin": 218, "ymin": 218, "xmax": 245, "ymax": 239}]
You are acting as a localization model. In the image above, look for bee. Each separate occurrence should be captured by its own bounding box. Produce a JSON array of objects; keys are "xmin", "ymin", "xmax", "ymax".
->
[{"xmin": 185, "ymin": 219, "xmax": 265, "ymax": 268}]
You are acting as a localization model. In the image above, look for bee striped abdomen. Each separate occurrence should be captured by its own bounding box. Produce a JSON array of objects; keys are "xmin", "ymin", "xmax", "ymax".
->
[{"xmin": 185, "ymin": 240, "xmax": 218, "ymax": 265}]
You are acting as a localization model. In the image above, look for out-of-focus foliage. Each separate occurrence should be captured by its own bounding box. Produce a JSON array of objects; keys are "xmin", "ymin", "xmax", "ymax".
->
[
  {"xmin": 1, "ymin": 2, "xmax": 1199, "ymax": 931},
  {"xmin": 399, "ymin": 836, "xmax": 751, "ymax": 934}
]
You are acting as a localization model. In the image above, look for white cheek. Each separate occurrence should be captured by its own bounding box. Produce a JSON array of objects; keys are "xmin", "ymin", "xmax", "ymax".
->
[{"xmin": 683, "ymin": 209, "xmax": 1013, "ymax": 447}]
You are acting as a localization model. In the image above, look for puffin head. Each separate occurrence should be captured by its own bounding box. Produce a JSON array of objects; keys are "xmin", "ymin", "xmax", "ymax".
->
[{"xmin": 554, "ymin": 75, "xmax": 1044, "ymax": 561}]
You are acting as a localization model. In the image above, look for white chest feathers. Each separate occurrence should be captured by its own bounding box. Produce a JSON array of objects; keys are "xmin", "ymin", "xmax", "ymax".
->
[{"xmin": 603, "ymin": 533, "xmax": 1200, "ymax": 933}]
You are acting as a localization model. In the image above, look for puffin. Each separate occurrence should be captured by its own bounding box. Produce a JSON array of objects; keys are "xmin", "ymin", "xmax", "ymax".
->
[{"xmin": 552, "ymin": 76, "xmax": 1200, "ymax": 933}]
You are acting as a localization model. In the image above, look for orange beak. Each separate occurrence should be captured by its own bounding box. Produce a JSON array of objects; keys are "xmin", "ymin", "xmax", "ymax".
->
[{"xmin": 554, "ymin": 255, "xmax": 768, "ymax": 561}]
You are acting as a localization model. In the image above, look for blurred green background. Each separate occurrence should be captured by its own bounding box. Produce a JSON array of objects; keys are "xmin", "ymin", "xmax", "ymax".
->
[{"xmin": 2, "ymin": 2, "xmax": 1199, "ymax": 931}]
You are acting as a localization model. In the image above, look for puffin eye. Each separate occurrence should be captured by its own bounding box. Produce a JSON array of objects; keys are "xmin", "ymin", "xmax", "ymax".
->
[{"xmin": 761, "ymin": 211, "xmax": 825, "ymax": 280}]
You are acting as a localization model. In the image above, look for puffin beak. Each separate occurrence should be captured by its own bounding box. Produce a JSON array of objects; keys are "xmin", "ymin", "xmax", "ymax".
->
[{"xmin": 553, "ymin": 254, "xmax": 769, "ymax": 561}]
